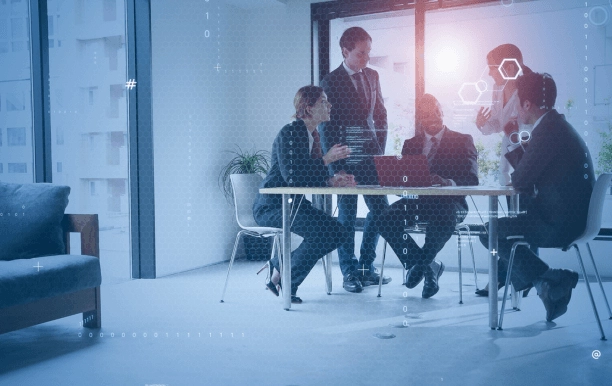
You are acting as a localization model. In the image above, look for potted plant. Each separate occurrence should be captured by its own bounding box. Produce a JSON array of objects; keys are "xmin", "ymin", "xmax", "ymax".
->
[
  {"xmin": 218, "ymin": 145, "xmax": 272, "ymax": 260},
  {"xmin": 218, "ymin": 146, "xmax": 270, "ymax": 203},
  {"xmin": 597, "ymin": 123, "xmax": 612, "ymax": 194}
]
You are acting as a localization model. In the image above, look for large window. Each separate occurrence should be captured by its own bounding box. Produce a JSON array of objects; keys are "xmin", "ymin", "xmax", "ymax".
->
[
  {"xmin": 0, "ymin": 0, "xmax": 33, "ymax": 184},
  {"xmin": 48, "ymin": 0, "xmax": 131, "ymax": 283}
]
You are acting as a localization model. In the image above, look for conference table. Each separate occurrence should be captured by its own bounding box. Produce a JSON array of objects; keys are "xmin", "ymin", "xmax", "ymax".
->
[{"xmin": 259, "ymin": 185, "xmax": 517, "ymax": 330}]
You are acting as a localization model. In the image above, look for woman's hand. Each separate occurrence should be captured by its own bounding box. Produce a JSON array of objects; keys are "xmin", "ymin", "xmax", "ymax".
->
[
  {"xmin": 323, "ymin": 144, "xmax": 351, "ymax": 166},
  {"xmin": 476, "ymin": 107, "xmax": 492, "ymax": 130},
  {"xmin": 328, "ymin": 171, "xmax": 356, "ymax": 187},
  {"xmin": 503, "ymin": 119, "xmax": 518, "ymax": 137}
]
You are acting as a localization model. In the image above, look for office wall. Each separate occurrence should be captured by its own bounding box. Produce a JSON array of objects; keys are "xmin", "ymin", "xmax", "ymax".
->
[
  {"xmin": 151, "ymin": 0, "xmax": 247, "ymax": 276},
  {"xmin": 151, "ymin": 0, "xmax": 315, "ymax": 276}
]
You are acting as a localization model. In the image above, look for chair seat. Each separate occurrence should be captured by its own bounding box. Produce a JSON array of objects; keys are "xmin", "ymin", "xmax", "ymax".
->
[{"xmin": 242, "ymin": 226, "xmax": 282, "ymax": 234}]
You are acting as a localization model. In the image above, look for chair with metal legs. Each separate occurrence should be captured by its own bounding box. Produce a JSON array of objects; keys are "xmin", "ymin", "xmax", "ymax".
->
[
  {"xmin": 497, "ymin": 173, "xmax": 612, "ymax": 340},
  {"xmin": 376, "ymin": 223, "xmax": 478, "ymax": 302},
  {"xmin": 220, "ymin": 174, "xmax": 282, "ymax": 303}
]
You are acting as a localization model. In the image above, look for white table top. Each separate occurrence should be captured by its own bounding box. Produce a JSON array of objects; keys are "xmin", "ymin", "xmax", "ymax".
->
[{"xmin": 260, "ymin": 185, "xmax": 516, "ymax": 196}]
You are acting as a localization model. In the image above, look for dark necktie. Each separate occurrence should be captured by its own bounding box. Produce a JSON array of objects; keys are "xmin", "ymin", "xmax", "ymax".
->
[
  {"xmin": 352, "ymin": 72, "xmax": 370, "ymax": 107},
  {"xmin": 427, "ymin": 137, "xmax": 439, "ymax": 169},
  {"xmin": 311, "ymin": 129, "xmax": 323, "ymax": 159}
]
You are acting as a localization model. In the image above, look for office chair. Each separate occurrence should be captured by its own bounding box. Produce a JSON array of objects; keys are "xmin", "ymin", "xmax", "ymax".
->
[
  {"xmin": 498, "ymin": 173, "xmax": 612, "ymax": 340},
  {"xmin": 220, "ymin": 173, "xmax": 282, "ymax": 303}
]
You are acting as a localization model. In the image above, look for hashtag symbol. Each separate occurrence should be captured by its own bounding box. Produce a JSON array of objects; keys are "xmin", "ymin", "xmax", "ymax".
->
[{"xmin": 125, "ymin": 79, "xmax": 137, "ymax": 90}]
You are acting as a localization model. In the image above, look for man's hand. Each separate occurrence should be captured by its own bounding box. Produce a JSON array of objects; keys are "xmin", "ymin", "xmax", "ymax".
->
[
  {"xmin": 476, "ymin": 107, "xmax": 492, "ymax": 130},
  {"xmin": 328, "ymin": 171, "xmax": 357, "ymax": 187},
  {"xmin": 431, "ymin": 174, "xmax": 452, "ymax": 187},
  {"xmin": 323, "ymin": 144, "xmax": 351, "ymax": 166}
]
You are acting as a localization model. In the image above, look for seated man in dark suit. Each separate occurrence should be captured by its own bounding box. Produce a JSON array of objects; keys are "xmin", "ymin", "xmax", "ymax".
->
[
  {"xmin": 376, "ymin": 93, "xmax": 479, "ymax": 298},
  {"xmin": 480, "ymin": 72, "xmax": 595, "ymax": 322}
]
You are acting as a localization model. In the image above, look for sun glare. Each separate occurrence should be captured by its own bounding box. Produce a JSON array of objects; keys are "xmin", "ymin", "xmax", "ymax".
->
[{"xmin": 435, "ymin": 46, "xmax": 459, "ymax": 73}]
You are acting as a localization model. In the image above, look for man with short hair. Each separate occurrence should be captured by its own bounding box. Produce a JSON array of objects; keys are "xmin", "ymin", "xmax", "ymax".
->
[
  {"xmin": 376, "ymin": 93, "xmax": 479, "ymax": 298},
  {"xmin": 480, "ymin": 72, "xmax": 595, "ymax": 321},
  {"xmin": 319, "ymin": 27, "xmax": 390, "ymax": 293}
]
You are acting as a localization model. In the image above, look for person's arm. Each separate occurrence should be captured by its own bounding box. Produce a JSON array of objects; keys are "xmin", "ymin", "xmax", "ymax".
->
[
  {"xmin": 476, "ymin": 95, "xmax": 503, "ymax": 135},
  {"xmin": 372, "ymin": 70, "xmax": 388, "ymax": 154},
  {"xmin": 452, "ymin": 134, "xmax": 479, "ymax": 186},
  {"xmin": 478, "ymin": 115, "xmax": 502, "ymax": 135},
  {"xmin": 510, "ymin": 124, "xmax": 554, "ymax": 193},
  {"xmin": 319, "ymin": 74, "xmax": 346, "ymax": 174},
  {"xmin": 276, "ymin": 127, "xmax": 330, "ymax": 187}
]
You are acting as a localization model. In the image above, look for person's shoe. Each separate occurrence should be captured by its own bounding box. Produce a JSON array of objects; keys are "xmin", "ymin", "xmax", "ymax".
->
[
  {"xmin": 343, "ymin": 273, "xmax": 363, "ymax": 293},
  {"xmin": 359, "ymin": 268, "xmax": 392, "ymax": 287},
  {"xmin": 422, "ymin": 260, "xmax": 445, "ymax": 299},
  {"xmin": 475, "ymin": 281, "xmax": 505, "ymax": 297},
  {"xmin": 291, "ymin": 295, "xmax": 303, "ymax": 304},
  {"xmin": 258, "ymin": 261, "xmax": 281, "ymax": 297},
  {"xmin": 538, "ymin": 270, "xmax": 579, "ymax": 322},
  {"xmin": 405, "ymin": 264, "xmax": 426, "ymax": 289}
]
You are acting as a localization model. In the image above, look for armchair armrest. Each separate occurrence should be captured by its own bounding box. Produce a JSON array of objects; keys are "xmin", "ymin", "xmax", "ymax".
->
[{"xmin": 62, "ymin": 214, "xmax": 100, "ymax": 259}]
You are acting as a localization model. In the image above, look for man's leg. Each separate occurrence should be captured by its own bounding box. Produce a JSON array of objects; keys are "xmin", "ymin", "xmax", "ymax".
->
[
  {"xmin": 478, "ymin": 215, "xmax": 578, "ymax": 321},
  {"xmin": 376, "ymin": 199, "xmax": 422, "ymax": 271},
  {"xmin": 478, "ymin": 216, "xmax": 549, "ymax": 291},
  {"xmin": 357, "ymin": 194, "xmax": 391, "ymax": 285},
  {"xmin": 406, "ymin": 202, "xmax": 457, "ymax": 297},
  {"xmin": 336, "ymin": 194, "xmax": 362, "ymax": 292}
]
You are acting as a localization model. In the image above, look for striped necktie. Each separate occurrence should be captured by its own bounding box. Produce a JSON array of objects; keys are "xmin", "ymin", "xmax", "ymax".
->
[
  {"xmin": 427, "ymin": 136, "xmax": 439, "ymax": 169},
  {"xmin": 311, "ymin": 129, "xmax": 323, "ymax": 159}
]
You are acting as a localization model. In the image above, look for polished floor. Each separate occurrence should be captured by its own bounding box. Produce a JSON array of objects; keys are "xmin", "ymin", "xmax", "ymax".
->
[{"xmin": 1, "ymin": 260, "xmax": 611, "ymax": 386}]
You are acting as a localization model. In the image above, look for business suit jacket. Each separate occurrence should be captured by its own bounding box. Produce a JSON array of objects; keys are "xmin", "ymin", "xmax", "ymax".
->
[
  {"xmin": 401, "ymin": 127, "xmax": 479, "ymax": 212},
  {"xmin": 253, "ymin": 120, "xmax": 330, "ymax": 209},
  {"xmin": 505, "ymin": 109, "xmax": 595, "ymax": 246},
  {"xmin": 319, "ymin": 64, "xmax": 387, "ymax": 182}
]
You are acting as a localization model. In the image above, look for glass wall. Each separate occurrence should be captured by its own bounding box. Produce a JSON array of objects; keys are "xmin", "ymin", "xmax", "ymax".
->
[
  {"xmin": 0, "ymin": 0, "xmax": 34, "ymax": 183},
  {"xmin": 329, "ymin": 0, "xmax": 612, "ymax": 227},
  {"xmin": 423, "ymin": 0, "xmax": 612, "ymax": 225},
  {"xmin": 47, "ymin": 0, "xmax": 131, "ymax": 283}
]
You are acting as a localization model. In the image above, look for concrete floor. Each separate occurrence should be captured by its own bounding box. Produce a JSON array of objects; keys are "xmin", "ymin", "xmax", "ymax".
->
[{"xmin": 1, "ymin": 261, "xmax": 611, "ymax": 386}]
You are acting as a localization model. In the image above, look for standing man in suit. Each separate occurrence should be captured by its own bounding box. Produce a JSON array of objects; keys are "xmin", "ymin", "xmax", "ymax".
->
[
  {"xmin": 319, "ymin": 27, "xmax": 391, "ymax": 293},
  {"xmin": 480, "ymin": 72, "xmax": 595, "ymax": 321},
  {"xmin": 376, "ymin": 94, "xmax": 479, "ymax": 298}
]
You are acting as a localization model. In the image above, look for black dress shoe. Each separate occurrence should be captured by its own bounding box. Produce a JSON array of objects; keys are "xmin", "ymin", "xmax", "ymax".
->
[
  {"xmin": 538, "ymin": 270, "xmax": 579, "ymax": 322},
  {"xmin": 343, "ymin": 273, "xmax": 363, "ymax": 293},
  {"xmin": 422, "ymin": 261, "xmax": 445, "ymax": 299},
  {"xmin": 360, "ymin": 268, "xmax": 392, "ymax": 287},
  {"xmin": 291, "ymin": 295, "xmax": 303, "ymax": 304},
  {"xmin": 405, "ymin": 264, "xmax": 426, "ymax": 289}
]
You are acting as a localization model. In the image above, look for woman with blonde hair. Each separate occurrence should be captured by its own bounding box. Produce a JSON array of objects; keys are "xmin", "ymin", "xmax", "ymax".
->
[{"xmin": 253, "ymin": 85, "xmax": 355, "ymax": 303}]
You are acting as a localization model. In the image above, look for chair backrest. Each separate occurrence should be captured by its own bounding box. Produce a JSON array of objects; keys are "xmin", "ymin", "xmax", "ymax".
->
[
  {"xmin": 574, "ymin": 173, "xmax": 612, "ymax": 244},
  {"xmin": 230, "ymin": 173, "xmax": 263, "ymax": 230}
]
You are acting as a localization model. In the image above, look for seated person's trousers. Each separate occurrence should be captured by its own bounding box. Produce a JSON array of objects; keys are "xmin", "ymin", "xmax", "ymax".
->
[
  {"xmin": 375, "ymin": 197, "xmax": 466, "ymax": 269},
  {"xmin": 254, "ymin": 198, "xmax": 349, "ymax": 295},
  {"xmin": 479, "ymin": 214, "xmax": 556, "ymax": 291}
]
